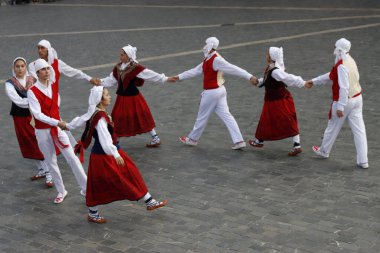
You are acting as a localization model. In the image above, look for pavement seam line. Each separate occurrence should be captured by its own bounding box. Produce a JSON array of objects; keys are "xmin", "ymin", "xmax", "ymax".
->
[{"xmin": 1, "ymin": 15, "xmax": 379, "ymax": 39}]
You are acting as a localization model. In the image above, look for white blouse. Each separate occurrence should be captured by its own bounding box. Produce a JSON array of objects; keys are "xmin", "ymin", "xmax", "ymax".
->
[
  {"xmin": 101, "ymin": 68, "xmax": 168, "ymax": 87},
  {"xmin": 67, "ymin": 112, "xmax": 120, "ymax": 159},
  {"xmin": 5, "ymin": 76, "xmax": 29, "ymax": 109},
  {"xmin": 95, "ymin": 118, "xmax": 120, "ymax": 159}
]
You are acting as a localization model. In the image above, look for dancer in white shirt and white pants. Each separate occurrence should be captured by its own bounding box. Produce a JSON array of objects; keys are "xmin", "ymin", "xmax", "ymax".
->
[
  {"xmin": 172, "ymin": 37, "xmax": 258, "ymax": 150},
  {"xmin": 28, "ymin": 59, "xmax": 87, "ymax": 204},
  {"xmin": 306, "ymin": 38, "xmax": 368, "ymax": 169}
]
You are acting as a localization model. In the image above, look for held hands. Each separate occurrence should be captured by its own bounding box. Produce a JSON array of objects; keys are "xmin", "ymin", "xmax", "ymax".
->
[
  {"xmin": 90, "ymin": 78, "xmax": 101, "ymax": 86},
  {"xmin": 250, "ymin": 76, "xmax": 259, "ymax": 86},
  {"xmin": 58, "ymin": 121, "xmax": 67, "ymax": 130},
  {"xmin": 167, "ymin": 76, "xmax": 179, "ymax": 83},
  {"xmin": 115, "ymin": 156, "xmax": 125, "ymax": 167},
  {"xmin": 304, "ymin": 80, "xmax": 313, "ymax": 88}
]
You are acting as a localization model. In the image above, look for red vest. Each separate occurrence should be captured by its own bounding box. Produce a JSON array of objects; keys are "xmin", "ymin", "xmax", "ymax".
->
[
  {"xmin": 30, "ymin": 83, "xmax": 60, "ymax": 129},
  {"xmin": 202, "ymin": 54, "xmax": 219, "ymax": 90},
  {"xmin": 329, "ymin": 60, "xmax": 342, "ymax": 102}
]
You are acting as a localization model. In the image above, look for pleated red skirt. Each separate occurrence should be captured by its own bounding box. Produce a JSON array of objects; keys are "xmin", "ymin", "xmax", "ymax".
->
[
  {"xmin": 255, "ymin": 96, "xmax": 299, "ymax": 141},
  {"xmin": 13, "ymin": 116, "xmax": 44, "ymax": 160},
  {"xmin": 111, "ymin": 93, "xmax": 155, "ymax": 137},
  {"xmin": 86, "ymin": 149, "xmax": 148, "ymax": 207}
]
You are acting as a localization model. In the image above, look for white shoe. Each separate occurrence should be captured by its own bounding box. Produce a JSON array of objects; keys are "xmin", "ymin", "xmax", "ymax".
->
[
  {"xmin": 357, "ymin": 163, "xmax": 369, "ymax": 169},
  {"xmin": 54, "ymin": 190, "xmax": 68, "ymax": 204},
  {"xmin": 179, "ymin": 136, "xmax": 197, "ymax": 146},
  {"xmin": 80, "ymin": 189, "xmax": 86, "ymax": 197},
  {"xmin": 312, "ymin": 146, "xmax": 329, "ymax": 158},
  {"xmin": 232, "ymin": 141, "xmax": 246, "ymax": 150}
]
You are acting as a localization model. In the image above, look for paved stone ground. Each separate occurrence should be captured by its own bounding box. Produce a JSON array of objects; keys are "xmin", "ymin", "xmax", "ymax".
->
[{"xmin": 0, "ymin": 1, "xmax": 379, "ymax": 252}]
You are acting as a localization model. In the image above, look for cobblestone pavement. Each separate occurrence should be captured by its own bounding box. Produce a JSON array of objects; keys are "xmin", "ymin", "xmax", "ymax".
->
[{"xmin": 0, "ymin": 1, "xmax": 379, "ymax": 252}]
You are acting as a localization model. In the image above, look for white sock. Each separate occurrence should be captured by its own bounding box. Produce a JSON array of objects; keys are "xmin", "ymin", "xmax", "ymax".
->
[
  {"xmin": 292, "ymin": 135, "xmax": 301, "ymax": 148},
  {"xmin": 149, "ymin": 129, "xmax": 157, "ymax": 138}
]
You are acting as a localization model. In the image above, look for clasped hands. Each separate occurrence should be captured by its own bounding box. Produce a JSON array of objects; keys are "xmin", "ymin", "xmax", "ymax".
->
[
  {"xmin": 58, "ymin": 121, "xmax": 68, "ymax": 130},
  {"xmin": 90, "ymin": 78, "xmax": 101, "ymax": 86}
]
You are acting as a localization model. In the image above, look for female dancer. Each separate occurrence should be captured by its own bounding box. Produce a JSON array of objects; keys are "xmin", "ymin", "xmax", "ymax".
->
[
  {"xmin": 5, "ymin": 57, "xmax": 53, "ymax": 187},
  {"xmin": 249, "ymin": 47, "xmax": 306, "ymax": 156},
  {"xmin": 68, "ymin": 86, "xmax": 167, "ymax": 223}
]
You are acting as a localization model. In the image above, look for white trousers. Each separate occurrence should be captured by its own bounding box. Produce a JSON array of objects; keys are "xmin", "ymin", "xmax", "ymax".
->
[
  {"xmin": 188, "ymin": 85, "xmax": 244, "ymax": 144},
  {"xmin": 35, "ymin": 127, "xmax": 87, "ymax": 194},
  {"xmin": 319, "ymin": 95, "xmax": 368, "ymax": 165}
]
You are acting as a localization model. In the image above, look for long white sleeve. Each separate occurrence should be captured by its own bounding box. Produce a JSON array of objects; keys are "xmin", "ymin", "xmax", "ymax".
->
[
  {"xmin": 337, "ymin": 65, "xmax": 349, "ymax": 111},
  {"xmin": 58, "ymin": 59, "xmax": 92, "ymax": 81},
  {"xmin": 27, "ymin": 89, "xmax": 59, "ymax": 126},
  {"xmin": 100, "ymin": 72, "xmax": 118, "ymax": 87},
  {"xmin": 137, "ymin": 68, "xmax": 168, "ymax": 83},
  {"xmin": 213, "ymin": 57, "xmax": 252, "ymax": 80},
  {"xmin": 271, "ymin": 69, "xmax": 305, "ymax": 88},
  {"xmin": 312, "ymin": 72, "xmax": 331, "ymax": 86},
  {"xmin": 178, "ymin": 63, "xmax": 203, "ymax": 80},
  {"xmin": 5, "ymin": 82, "xmax": 29, "ymax": 108},
  {"xmin": 96, "ymin": 118, "xmax": 120, "ymax": 159},
  {"xmin": 66, "ymin": 115, "xmax": 87, "ymax": 131}
]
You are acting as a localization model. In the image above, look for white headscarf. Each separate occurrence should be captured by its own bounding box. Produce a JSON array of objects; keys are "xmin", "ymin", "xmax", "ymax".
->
[
  {"xmin": 203, "ymin": 37, "xmax": 219, "ymax": 57},
  {"xmin": 33, "ymin": 58, "xmax": 55, "ymax": 82},
  {"xmin": 269, "ymin": 47, "xmax": 285, "ymax": 71},
  {"xmin": 67, "ymin": 86, "xmax": 104, "ymax": 130},
  {"xmin": 334, "ymin": 38, "xmax": 351, "ymax": 63},
  {"xmin": 12, "ymin": 57, "xmax": 28, "ymax": 78},
  {"xmin": 38, "ymin": 39, "xmax": 58, "ymax": 65},
  {"xmin": 122, "ymin": 45, "xmax": 138, "ymax": 63}
]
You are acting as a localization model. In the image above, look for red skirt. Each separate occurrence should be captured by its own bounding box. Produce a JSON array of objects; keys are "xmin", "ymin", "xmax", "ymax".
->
[
  {"xmin": 111, "ymin": 93, "xmax": 155, "ymax": 137},
  {"xmin": 13, "ymin": 116, "xmax": 44, "ymax": 160},
  {"xmin": 86, "ymin": 149, "xmax": 148, "ymax": 207},
  {"xmin": 255, "ymin": 96, "xmax": 299, "ymax": 141}
]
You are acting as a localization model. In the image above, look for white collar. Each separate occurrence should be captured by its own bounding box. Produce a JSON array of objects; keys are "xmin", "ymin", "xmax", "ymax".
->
[
  {"xmin": 204, "ymin": 51, "xmax": 217, "ymax": 61},
  {"xmin": 35, "ymin": 79, "xmax": 52, "ymax": 89}
]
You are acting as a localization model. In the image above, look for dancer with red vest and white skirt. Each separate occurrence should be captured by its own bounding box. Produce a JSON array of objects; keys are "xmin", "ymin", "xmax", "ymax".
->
[
  {"xmin": 249, "ymin": 47, "xmax": 306, "ymax": 156},
  {"xmin": 98, "ymin": 45, "xmax": 174, "ymax": 147},
  {"xmin": 29, "ymin": 39, "xmax": 98, "ymax": 86},
  {"xmin": 67, "ymin": 86, "xmax": 167, "ymax": 223},
  {"xmin": 305, "ymin": 38, "xmax": 368, "ymax": 169},
  {"xmin": 5, "ymin": 57, "xmax": 53, "ymax": 187},
  {"xmin": 171, "ymin": 37, "xmax": 258, "ymax": 150},
  {"xmin": 27, "ymin": 59, "xmax": 87, "ymax": 203}
]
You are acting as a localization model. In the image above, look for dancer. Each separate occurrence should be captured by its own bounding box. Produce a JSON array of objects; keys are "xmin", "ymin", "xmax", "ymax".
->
[
  {"xmin": 249, "ymin": 47, "xmax": 306, "ymax": 156},
  {"xmin": 67, "ymin": 86, "xmax": 167, "ymax": 223},
  {"xmin": 305, "ymin": 38, "xmax": 368, "ymax": 168},
  {"xmin": 5, "ymin": 57, "xmax": 53, "ymax": 187},
  {"xmin": 171, "ymin": 37, "xmax": 258, "ymax": 150},
  {"xmin": 99, "ymin": 45, "xmax": 173, "ymax": 147},
  {"xmin": 27, "ymin": 59, "xmax": 87, "ymax": 203},
  {"xmin": 29, "ymin": 39, "xmax": 98, "ymax": 86}
]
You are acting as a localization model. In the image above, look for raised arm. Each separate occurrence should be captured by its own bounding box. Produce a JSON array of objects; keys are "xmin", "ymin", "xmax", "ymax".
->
[
  {"xmin": 137, "ymin": 68, "xmax": 168, "ymax": 83},
  {"xmin": 213, "ymin": 57, "xmax": 252, "ymax": 80},
  {"xmin": 5, "ymin": 82, "xmax": 29, "ymax": 108},
  {"xmin": 271, "ymin": 69, "xmax": 305, "ymax": 88},
  {"xmin": 100, "ymin": 72, "xmax": 118, "ymax": 87},
  {"xmin": 58, "ymin": 59, "xmax": 92, "ymax": 81},
  {"xmin": 178, "ymin": 63, "xmax": 203, "ymax": 80},
  {"xmin": 311, "ymin": 72, "xmax": 331, "ymax": 86},
  {"xmin": 27, "ymin": 89, "xmax": 59, "ymax": 126}
]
